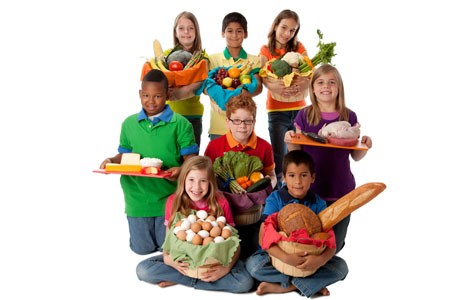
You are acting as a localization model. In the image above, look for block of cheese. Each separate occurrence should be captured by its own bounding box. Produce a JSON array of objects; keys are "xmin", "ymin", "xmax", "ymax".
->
[
  {"xmin": 105, "ymin": 163, "xmax": 142, "ymax": 173},
  {"xmin": 120, "ymin": 153, "xmax": 141, "ymax": 165}
]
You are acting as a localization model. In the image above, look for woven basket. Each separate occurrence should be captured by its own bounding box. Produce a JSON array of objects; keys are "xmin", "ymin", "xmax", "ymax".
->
[
  {"xmin": 266, "ymin": 76, "xmax": 309, "ymax": 102},
  {"xmin": 270, "ymin": 240, "xmax": 326, "ymax": 277},
  {"xmin": 234, "ymin": 204, "xmax": 262, "ymax": 226},
  {"xmin": 184, "ymin": 257, "xmax": 220, "ymax": 279}
]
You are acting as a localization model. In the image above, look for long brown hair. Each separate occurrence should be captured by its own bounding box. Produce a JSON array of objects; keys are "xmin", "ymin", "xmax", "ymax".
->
[
  {"xmin": 173, "ymin": 11, "xmax": 203, "ymax": 53},
  {"xmin": 266, "ymin": 9, "xmax": 301, "ymax": 55},
  {"xmin": 168, "ymin": 156, "xmax": 222, "ymax": 228},
  {"xmin": 305, "ymin": 64, "xmax": 349, "ymax": 126}
]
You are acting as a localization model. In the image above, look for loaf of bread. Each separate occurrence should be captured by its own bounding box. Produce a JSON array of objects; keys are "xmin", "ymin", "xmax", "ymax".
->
[
  {"xmin": 277, "ymin": 203, "xmax": 322, "ymax": 236},
  {"xmin": 318, "ymin": 182, "xmax": 386, "ymax": 231}
]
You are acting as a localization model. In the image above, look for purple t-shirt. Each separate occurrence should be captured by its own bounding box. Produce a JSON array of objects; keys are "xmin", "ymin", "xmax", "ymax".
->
[{"xmin": 294, "ymin": 109, "xmax": 358, "ymax": 200}]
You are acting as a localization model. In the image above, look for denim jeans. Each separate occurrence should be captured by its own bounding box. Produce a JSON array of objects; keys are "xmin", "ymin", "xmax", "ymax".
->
[
  {"xmin": 186, "ymin": 117, "xmax": 202, "ymax": 148},
  {"xmin": 332, "ymin": 214, "xmax": 350, "ymax": 254},
  {"xmin": 136, "ymin": 255, "xmax": 254, "ymax": 293},
  {"xmin": 209, "ymin": 134, "xmax": 222, "ymax": 141},
  {"xmin": 246, "ymin": 250, "xmax": 348, "ymax": 298},
  {"xmin": 127, "ymin": 216, "xmax": 166, "ymax": 255},
  {"xmin": 267, "ymin": 110, "xmax": 300, "ymax": 189}
]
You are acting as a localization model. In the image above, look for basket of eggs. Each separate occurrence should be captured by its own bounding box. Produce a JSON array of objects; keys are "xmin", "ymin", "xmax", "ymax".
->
[{"xmin": 162, "ymin": 210, "xmax": 240, "ymax": 279}]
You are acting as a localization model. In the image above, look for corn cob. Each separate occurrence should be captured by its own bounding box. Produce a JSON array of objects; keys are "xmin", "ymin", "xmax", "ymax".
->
[{"xmin": 153, "ymin": 39, "xmax": 164, "ymax": 57}]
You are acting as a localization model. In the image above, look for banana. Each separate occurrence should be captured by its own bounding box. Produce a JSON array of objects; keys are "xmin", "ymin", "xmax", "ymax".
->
[
  {"xmin": 156, "ymin": 56, "xmax": 169, "ymax": 72},
  {"xmin": 153, "ymin": 39, "xmax": 164, "ymax": 57},
  {"xmin": 149, "ymin": 57, "xmax": 159, "ymax": 69},
  {"xmin": 241, "ymin": 62, "xmax": 254, "ymax": 75}
]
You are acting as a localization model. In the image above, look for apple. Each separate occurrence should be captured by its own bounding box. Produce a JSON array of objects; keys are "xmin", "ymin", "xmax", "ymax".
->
[
  {"xmin": 239, "ymin": 74, "xmax": 251, "ymax": 82},
  {"xmin": 222, "ymin": 77, "xmax": 233, "ymax": 88}
]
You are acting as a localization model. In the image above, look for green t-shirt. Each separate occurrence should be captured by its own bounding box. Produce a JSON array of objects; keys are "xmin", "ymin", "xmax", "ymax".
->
[{"xmin": 119, "ymin": 105, "xmax": 198, "ymax": 217}]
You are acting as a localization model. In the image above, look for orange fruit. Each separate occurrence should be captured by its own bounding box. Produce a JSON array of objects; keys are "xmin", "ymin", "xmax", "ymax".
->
[
  {"xmin": 228, "ymin": 67, "xmax": 240, "ymax": 79},
  {"xmin": 249, "ymin": 172, "xmax": 264, "ymax": 184}
]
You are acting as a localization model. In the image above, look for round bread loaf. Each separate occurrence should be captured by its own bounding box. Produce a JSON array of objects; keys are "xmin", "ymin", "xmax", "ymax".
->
[{"xmin": 277, "ymin": 203, "xmax": 322, "ymax": 236}]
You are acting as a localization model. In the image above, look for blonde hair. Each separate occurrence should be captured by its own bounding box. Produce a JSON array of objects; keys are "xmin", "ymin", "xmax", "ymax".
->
[
  {"xmin": 305, "ymin": 64, "xmax": 349, "ymax": 126},
  {"xmin": 225, "ymin": 94, "xmax": 257, "ymax": 119},
  {"xmin": 168, "ymin": 156, "xmax": 223, "ymax": 228},
  {"xmin": 173, "ymin": 11, "xmax": 203, "ymax": 53}
]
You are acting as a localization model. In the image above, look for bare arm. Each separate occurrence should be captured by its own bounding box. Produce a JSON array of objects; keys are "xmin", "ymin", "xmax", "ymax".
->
[
  {"xmin": 351, "ymin": 135, "xmax": 372, "ymax": 161},
  {"xmin": 284, "ymin": 128, "xmax": 302, "ymax": 152},
  {"xmin": 168, "ymin": 81, "xmax": 203, "ymax": 101},
  {"xmin": 99, "ymin": 153, "xmax": 123, "ymax": 169}
]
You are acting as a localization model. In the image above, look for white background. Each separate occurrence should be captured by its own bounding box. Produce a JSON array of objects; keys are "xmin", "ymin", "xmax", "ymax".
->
[{"xmin": 1, "ymin": 0, "xmax": 471, "ymax": 299}]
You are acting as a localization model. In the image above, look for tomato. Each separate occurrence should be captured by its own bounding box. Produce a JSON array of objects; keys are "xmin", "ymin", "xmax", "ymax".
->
[{"xmin": 168, "ymin": 61, "xmax": 183, "ymax": 71}]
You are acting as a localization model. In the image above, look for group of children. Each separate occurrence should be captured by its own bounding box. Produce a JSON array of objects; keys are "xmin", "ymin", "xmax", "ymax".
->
[{"xmin": 99, "ymin": 9, "xmax": 372, "ymax": 298}]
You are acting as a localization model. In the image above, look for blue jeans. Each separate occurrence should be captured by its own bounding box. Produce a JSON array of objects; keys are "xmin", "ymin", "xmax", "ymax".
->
[
  {"xmin": 246, "ymin": 250, "xmax": 348, "ymax": 298},
  {"xmin": 268, "ymin": 110, "xmax": 299, "ymax": 189},
  {"xmin": 209, "ymin": 134, "xmax": 222, "ymax": 141},
  {"xmin": 136, "ymin": 255, "xmax": 254, "ymax": 293},
  {"xmin": 186, "ymin": 117, "xmax": 202, "ymax": 148},
  {"xmin": 332, "ymin": 214, "xmax": 350, "ymax": 254},
  {"xmin": 127, "ymin": 216, "xmax": 166, "ymax": 255}
]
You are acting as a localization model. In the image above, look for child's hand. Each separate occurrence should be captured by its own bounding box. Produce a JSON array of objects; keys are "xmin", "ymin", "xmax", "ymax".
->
[
  {"xmin": 283, "ymin": 251, "xmax": 309, "ymax": 267},
  {"xmin": 164, "ymin": 253, "xmax": 189, "ymax": 275},
  {"xmin": 284, "ymin": 130, "xmax": 296, "ymax": 144},
  {"xmin": 199, "ymin": 264, "xmax": 230, "ymax": 282},
  {"xmin": 361, "ymin": 135, "xmax": 372, "ymax": 149},
  {"xmin": 296, "ymin": 253, "xmax": 325, "ymax": 272},
  {"xmin": 100, "ymin": 158, "xmax": 112, "ymax": 169},
  {"xmin": 165, "ymin": 167, "xmax": 181, "ymax": 181}
]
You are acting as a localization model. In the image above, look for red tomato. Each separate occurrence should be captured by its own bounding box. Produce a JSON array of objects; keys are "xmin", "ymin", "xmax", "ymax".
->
[{"xmin": 168, "ymin": 61, "xmax": 183, "ymax": 71}]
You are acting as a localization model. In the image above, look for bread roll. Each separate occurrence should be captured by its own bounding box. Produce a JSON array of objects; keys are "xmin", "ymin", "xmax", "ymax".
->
[
  {"xmin": 277, "ymin": 203, "xmax": 322, "ymax": 236},
  {"xmin": 318, "ymin": 182, "xmax": 386, "ymax": 231}
]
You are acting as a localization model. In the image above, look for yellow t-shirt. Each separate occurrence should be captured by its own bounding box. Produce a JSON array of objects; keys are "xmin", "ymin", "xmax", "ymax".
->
[{"xmin": 207, "ymin": 48, "xmax": 261, "ymax": 135}]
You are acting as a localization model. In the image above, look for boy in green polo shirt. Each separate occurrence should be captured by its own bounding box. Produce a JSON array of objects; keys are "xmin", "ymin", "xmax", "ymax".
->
[{"xmin": 100, "ymin": 69, "xmax": 198, "ymax": 255}]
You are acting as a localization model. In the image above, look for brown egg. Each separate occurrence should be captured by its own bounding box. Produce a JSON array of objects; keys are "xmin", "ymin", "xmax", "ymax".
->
[
  {"xmin": 175, "ymin": 220, "xmax": 183, "ymax": 228},
  {"xmin": 190, "ymin": 222, "xmax": 202, "ymax": 233},
  {"xmin": 197, "ymin": 219, "xmax": 204, "ymax": 224},
  {"xmin": 201, "ymin": 221, "xmax": 213, "ymax": 232},
  {"xmin": 221, "ymin": 228, "xmax": 232, "ymax": 239},
  {"xmin": 217, "ymin": 221, "xmax": 225, "ymax": 229},
  {"xmin": 192, "ymin": 234, "xmax": 203, "ymax": 245},
  {"xmin": 176, "ymin": 230, "xmax": 186, "ymax": 241},
  {"xmin": 202, "ymin": 236, "xmax": 214, "ymax": 246},
  {"xmin": 206, "ymin": 215, "xmax": 216, "ymax": 222},
  {"xmin": 210, "ymin": 226, "xmax": 222, "ymax": 238}
]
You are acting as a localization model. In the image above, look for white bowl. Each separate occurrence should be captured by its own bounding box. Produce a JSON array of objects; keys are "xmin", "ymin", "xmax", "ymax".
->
[{"xmin": 140, "ymin": 157, "xmax": 163, "ymax": 168}]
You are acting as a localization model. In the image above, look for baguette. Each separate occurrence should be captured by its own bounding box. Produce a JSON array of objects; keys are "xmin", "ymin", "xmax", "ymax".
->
[{"xmin": 318, "ymin": 182, "xmax": 386, "ymax": 232}]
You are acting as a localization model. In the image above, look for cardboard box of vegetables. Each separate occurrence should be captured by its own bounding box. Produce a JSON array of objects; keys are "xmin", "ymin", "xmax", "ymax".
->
[
  {"xmin": 213, "ymin": 151, "xmax": 273, "ymax": 225},
  {"xmin": 162, "ymin": 210, "xmax": 240, "ymax": 279},
  {"xmin": 140, "ymin": 39, "xmax": 209, "ymax": 88},
  {"xmin": 259, "ymin": 29, "xmax": 336, "ymax": 102}
]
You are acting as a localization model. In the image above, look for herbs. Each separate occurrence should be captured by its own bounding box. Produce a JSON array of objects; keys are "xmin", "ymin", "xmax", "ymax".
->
[
  {"xmin": 299, "ymin": 29, "xmax": 337, "ymax": 73},
  {"xmin": 213, "ymin": 151, "xmax": 264, "ymax": 194}
]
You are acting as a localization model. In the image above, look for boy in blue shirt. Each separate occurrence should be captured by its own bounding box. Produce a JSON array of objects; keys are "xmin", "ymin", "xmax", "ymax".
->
[
  {"xmin": 100, "ymin": 69, "xmax": 198, "ymax": 255},
  {"xmin": 245, "ymin": 150, "xmax": 348, "ymax": 297}
]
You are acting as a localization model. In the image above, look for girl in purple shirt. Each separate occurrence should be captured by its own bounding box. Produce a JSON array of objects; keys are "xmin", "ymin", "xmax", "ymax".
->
[{"xmin": 284, "ymin": 64, "xmax": 372, "ymax": 253}]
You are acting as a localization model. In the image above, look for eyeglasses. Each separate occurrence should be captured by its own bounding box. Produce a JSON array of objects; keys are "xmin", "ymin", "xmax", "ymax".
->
[{"xmin": 228, "ymin": 118, "xmax": 255, "ymax": 125}]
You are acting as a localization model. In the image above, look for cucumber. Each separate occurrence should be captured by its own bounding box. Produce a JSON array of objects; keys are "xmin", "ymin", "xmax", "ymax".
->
[{"xmin": 246, "ymin": 177, "xmax": 271, "ymax": 193}]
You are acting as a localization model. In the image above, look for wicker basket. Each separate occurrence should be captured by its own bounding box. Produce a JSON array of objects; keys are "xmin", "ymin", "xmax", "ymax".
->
[
  {"xmin": 184, "ymin": 257, "xmax": 220, "ymax": 279},
  {"xmin": 234, "ymin": 204, "xmax": 262, "ymax": 226},
  {"xmin": 270, "ymin": 240, "xmax": 326, "ymax": 277},
  {"xmin": 266, "ymin": 76, "xmax": 309, "ymax": 102}
]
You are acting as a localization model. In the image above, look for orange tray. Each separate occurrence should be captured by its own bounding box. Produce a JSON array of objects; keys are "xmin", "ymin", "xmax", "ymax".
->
[
  {"xmin": 93, "ymin": 169, "xmax": 172, "ymax": 178},
  {"xmin": 291, "ymin": 133, "xmax": 368, "ymax": 150}
]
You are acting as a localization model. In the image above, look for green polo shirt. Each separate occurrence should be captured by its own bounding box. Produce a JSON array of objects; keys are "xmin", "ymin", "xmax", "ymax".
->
[{"xmin": 118, "ymin": 105, "xmax": 198, "ymax": 217}]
